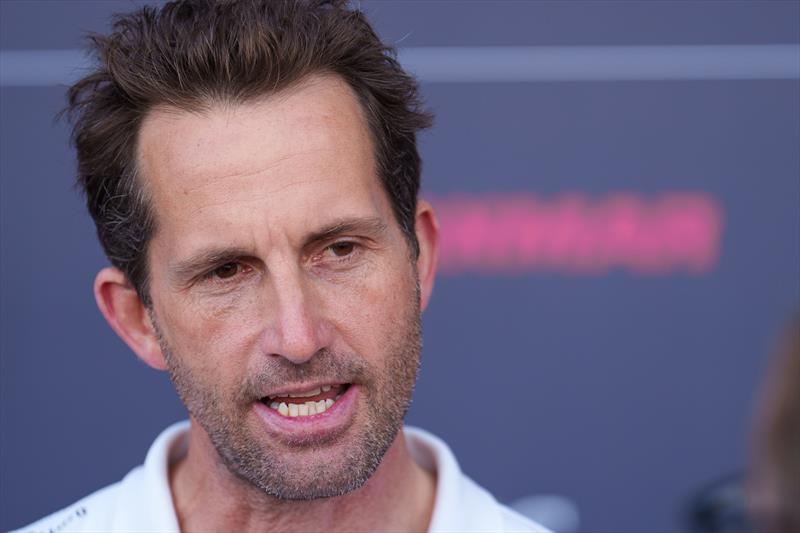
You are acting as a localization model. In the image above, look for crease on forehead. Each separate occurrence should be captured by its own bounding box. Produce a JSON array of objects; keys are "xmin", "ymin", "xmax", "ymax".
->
[
  {"xmin": 137, "ymin": 73, "xmax": 385, "ymax": 255},
  {"xmin": 142, "ymin": 74, "xmax": 376, "ymax": 178},
  {"xmin": 137, "ymin": 73, "xmax": 377, "ymax": 223},
  {"xmin": 184, "ymin": 176, "xmax": 343, "ymax": 221},
  {"xmin": 175, "ymin": 148, "xmax": 332, "ymax": 198}
]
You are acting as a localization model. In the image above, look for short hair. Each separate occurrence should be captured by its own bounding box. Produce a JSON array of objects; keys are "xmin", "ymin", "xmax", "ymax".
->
[{"xmin": 65, "ymin": 0, "xmax": 432, "ymax": 305}]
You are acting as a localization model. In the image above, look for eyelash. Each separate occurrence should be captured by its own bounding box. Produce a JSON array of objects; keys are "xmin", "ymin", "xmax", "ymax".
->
[
  {"xmin": 201, "ymin": 262, "xmax": 252, "ymax": 283},
  {"xmin": 325, "ymin": 240, "xmax": 358, "ymax": 256},
  {"xmin": 314, "ymin": 240, "xmax": 362, "ymax": 267},
  {"xmin": 199, "ymin": 241, "xmax": 362, "ymax": 284}
]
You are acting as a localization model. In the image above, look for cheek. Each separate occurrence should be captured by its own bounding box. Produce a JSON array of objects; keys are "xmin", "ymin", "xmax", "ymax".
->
[
  {"xmin": 157, "ymin": 289, "xmax": 264, "ymax": 374},
  {"xmin": 324, "ymin": 264, "xmax": 416, "ymax": 352}
]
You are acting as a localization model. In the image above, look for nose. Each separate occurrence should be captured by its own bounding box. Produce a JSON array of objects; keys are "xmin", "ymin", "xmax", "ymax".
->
[{"xmin": 260, "ymin": 267, "xmax": 331, "ymax": 365}]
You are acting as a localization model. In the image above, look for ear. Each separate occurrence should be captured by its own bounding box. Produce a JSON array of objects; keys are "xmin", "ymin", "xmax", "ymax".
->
[
  {"xmin": 414, "ymin": 199, "xmax": 440, "ymax": 312},
  {"xmin": 94, "ymin": 267, "xmax": 167, "ymax": 371}
]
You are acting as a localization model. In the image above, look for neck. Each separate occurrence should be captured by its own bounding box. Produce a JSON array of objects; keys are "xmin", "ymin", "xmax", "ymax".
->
[{"xmin": 170, "ymin": 420, "xmax": 436, "ymax": 533}]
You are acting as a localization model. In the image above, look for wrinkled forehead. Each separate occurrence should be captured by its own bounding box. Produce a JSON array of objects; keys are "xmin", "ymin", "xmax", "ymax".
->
[
  {"xmin": 134, "ymin": 74, "xmax": 390, "ymax": 249},
  {"xmin": 138, "ymin": 75, "xmax": 375, "ymax": 200}
]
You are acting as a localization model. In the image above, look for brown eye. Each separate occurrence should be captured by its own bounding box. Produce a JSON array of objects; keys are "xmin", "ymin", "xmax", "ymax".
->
[
  {"xmin": 329, "ymin": 242, "xmax": 355, "ymax": 257},
  {"xmin": 212, "ymin": 263, "xmax": 240, "ymax": 279}
]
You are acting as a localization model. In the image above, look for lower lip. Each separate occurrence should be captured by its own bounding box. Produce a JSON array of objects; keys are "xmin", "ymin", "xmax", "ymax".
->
[{"xmin": 253, "ymin": 385, "xmax": 359, "ymax": 439}]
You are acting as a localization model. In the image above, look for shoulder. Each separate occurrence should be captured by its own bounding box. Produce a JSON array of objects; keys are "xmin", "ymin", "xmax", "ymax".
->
[
  {"xmin": 404, "ymin": 427, "xmax": 551, "ymax": 533},
  {"xmin": 458, "ymin": 474, "xmax": 553, "ymax": 533},
  {"xmin": 9, "ymin": 478, "xmax": 128, "ymax": 533},
  {"xmin": 498, "ymin": 500, "xmax": 553, "ymax": 532},
  {"xmin": 10, "ymin": 421, "xmax": 187, "ymax": 533}
]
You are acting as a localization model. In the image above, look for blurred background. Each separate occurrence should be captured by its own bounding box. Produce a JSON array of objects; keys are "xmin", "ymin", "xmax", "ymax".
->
[{"xmin": 1, "ymin": 1, "xmax": 798, "ymax": 531}]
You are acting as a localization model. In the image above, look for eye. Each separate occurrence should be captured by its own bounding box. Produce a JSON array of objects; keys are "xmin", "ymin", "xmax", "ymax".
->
[
  {"xmin": 210, "ymin": 262, "xmax": 243, "ymax": 280},
  {"xmin": 328, "ymin": 242, "xmax": 356, "ymax": 257}
]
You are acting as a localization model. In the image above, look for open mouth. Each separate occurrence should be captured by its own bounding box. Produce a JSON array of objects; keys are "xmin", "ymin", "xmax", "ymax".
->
[{"xmin": 260, "ymin": 384, "xmax": 350, "ymax": 418}]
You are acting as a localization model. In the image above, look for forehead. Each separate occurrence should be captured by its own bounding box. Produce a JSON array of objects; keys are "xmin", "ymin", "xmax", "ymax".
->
[{"xmin": 136, "ymin": 75, "xmax": 388, "ymax": 249}]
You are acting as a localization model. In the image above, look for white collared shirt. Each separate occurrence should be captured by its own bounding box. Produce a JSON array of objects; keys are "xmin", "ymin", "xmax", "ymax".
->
[{"xmin": 13, "ymin": 421, "xmax": 549, "ymax": 533}]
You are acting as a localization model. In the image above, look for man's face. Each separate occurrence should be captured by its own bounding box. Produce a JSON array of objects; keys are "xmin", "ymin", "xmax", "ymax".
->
[{"xmin": 136, "ymin": 75, "xmax": 423, "ymax": 499}]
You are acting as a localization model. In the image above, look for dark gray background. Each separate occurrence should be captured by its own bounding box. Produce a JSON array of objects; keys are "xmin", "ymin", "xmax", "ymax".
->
[{"xmin": 2, "ymin": 1, "xmax": 799, "ymax": 531}]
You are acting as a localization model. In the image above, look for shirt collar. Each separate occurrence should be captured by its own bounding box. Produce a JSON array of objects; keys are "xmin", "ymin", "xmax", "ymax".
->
[
  {"xmin": 140, "ymin": 421, "xmax": 505, "ymax": 532},
  {"xmin": 404, "ymin": 426, "xmax": 506, "ymax": 532}
]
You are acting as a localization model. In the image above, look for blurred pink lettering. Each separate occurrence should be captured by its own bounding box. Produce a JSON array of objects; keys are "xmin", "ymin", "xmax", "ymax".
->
[{"xmin": 430, "ymin": 192, "xmax": 723, "ymax": 276}]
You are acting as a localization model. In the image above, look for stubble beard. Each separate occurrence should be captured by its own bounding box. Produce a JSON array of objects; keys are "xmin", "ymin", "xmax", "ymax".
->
[{"xmin": 153, "ymin": 282, "xmax": 423, "ymax": 501}]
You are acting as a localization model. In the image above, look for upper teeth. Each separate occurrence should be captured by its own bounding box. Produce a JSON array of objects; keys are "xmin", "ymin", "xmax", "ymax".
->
[{"xmin": 269, "ymin": 399, "xmax": 335, "ymax": 417}]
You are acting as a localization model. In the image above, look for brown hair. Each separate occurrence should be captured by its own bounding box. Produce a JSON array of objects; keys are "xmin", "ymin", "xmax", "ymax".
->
[{"xmin": 65, "ymin": 0, "xmax": 432, "ymax": 305}]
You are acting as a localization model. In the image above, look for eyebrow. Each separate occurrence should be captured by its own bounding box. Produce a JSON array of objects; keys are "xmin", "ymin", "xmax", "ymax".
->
[
  {"xmin": 169, "ymin": 247, "xmax": 253, "ymax": 283},
  {"xmin": 303, "ymin": 216, "xmax": 388, "ymax": 249},
  {"xmin": 168, "ymin": 216, "xmax": 389, "ymax": 283}
]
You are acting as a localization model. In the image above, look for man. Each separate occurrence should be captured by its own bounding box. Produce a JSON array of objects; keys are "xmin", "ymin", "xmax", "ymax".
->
[{"xmin": 16, "ymin": 1, "xmax": 547, "ymax": 531}]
